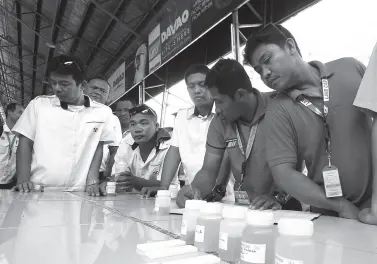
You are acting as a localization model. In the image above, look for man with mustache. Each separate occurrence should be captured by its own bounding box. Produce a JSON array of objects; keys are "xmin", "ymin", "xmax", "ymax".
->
[{"xmin": 244, "ymin": 24, "xmax": 372, "ymax": 219}]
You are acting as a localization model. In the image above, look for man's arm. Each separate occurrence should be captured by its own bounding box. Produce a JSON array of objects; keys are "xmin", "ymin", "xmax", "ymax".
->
[
  {"xmin": 371, "ymin": 117, "xmax": 377, "ymax": 213},
  {"xmin": 105, "ymin": 146, "xmax": 118, "ymax": 178},
  {"xmin": 86, "ymin": 142, "xmax": 104, "ymax": 196},
  {"xmin": 160, "ymin": 146, "xmax": 181, "ymax": 189},
  {"xmin": 133, "ymin": 178, "xmax": 161, "ymax": 191},
  {"xmin": 13, "ymin": 136, "xmax": 34, "ymax": 191},
  {"xmin": 271, "ymin": 163, "xmax": 358, "ymax": 218}
]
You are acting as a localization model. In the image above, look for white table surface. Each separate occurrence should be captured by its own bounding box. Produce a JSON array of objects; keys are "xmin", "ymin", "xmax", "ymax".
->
[{"xmin": 0, "ymin": 190, "xmax": 376, "ymax": 264}]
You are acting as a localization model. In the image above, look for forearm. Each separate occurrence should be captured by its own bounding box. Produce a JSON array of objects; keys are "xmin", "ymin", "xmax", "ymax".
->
[
  {"xmin": 106, "ymin": 147, "xmax": 118, "ymax": 178},
  {"xmin": 215, "ymin": 151, "xmax": 231, "ymax": 186},
  {"xmin": 192, "ymin": 170, "xmax": 217, "ymax": 198},
  {"xmin": 273, "ymin": 165, "xmax": 347, "ymax": 212},
  {"xmin": 87, "ymin": 142, "xmax": 104, "ymax": 181},
  {"xmin": 160, "ymin": 147, "xmax": 181, "ymax": 189},
  {"xmin": 16, "ymin": 137, "xmax": 33, "ymax": 183},
  {"xmin": 371, "ymin": 117, "xmax": 377, "ymax": 212},
  {"xmin": 134, "ymin": 178, "xmax": 161, "ymax": 191}
]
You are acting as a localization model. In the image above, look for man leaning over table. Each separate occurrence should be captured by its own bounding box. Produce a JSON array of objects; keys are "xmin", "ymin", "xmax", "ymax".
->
[
  {"xmin": 84, "ymin": 77, "xmax": 122, "ymax": 180},
  {"xmin": 354, "ymin": 42, "xmax": 377, "ymax": 225},
  {"xmin": 0, "ymin": 103, "xmax": 24, "ymax": 189},
  {"xmin": 110, "ymin": 104, "xmax": 179, "ymax": 192},
  {"xmin": 141, "ymin": 64, "xmax": 235, "ymax": 201},
  {"xmin": 11, "ymin": 55, "xmax": 115, "ymax": 195},
  {"xmin": 244, "ymin": 24, "xmax": 372, "ymax": 219}
]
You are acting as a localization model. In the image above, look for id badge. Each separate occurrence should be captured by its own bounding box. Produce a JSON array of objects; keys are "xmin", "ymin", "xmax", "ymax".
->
[
  {"xmin": 323, "ymin": 165, "xmax": 343, "ymax": 198},
  {"xmin": 235, "ymin": 191, "xmax": 250, "ymax": 205}
]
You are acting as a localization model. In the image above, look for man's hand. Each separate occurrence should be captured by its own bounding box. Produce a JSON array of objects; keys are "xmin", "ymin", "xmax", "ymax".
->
[
  {"xmin": 250, "ymin": 195, "xmax": 282, "ymax": 210},
  {"xmin": 11, "ymin": 181, "xmax": 34, "ymax": 192},
  {"xmin": 86, "ymin": 182, "xmax": 107, "ymax": 197},
  {"xmin": 141, "ymin": 186, "xmax": 164, "ymax": 197},
  {"xmin": 337, "ymin": 199, "xmax": 360, "ymax": 219},
  {"xmin": 115, "ymin": 172, "xmax": 137, "ymax": 191},
  {"xmin": 176, "ymin": 185, "xmax": 202, "ymax": 208},
  {"xmin": 359, "ymin": 208, "xmax": 377, "ymax": 225}
]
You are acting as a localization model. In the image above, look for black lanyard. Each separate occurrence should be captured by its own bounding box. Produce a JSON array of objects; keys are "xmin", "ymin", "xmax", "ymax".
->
[
  {"xmin": 235, "ymin": 123, "xmax": 258, "ymax": 190},
  {"xmin": 297, "ymin": 78, "xmax": 332, "ymax": 166}
]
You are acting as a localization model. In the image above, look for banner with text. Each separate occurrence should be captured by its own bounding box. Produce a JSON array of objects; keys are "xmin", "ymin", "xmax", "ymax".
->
[
  {"xmin": 148, "ymin": 0, "xmax": 246, "ymax": 73},
  {"xmin": 107, "ymin": 62, "xmax": 126, "ymax": 104}
]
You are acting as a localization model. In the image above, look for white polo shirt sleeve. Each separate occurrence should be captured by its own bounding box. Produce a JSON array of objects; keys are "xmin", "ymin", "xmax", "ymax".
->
[
  {"xmin": 12, "ymin": 98, "xmax": 39, "ymax": 140},
  {"xmin": 170, "ymin": 110, "xmax": 184, "ymax": 148},
  {"xmin": 100, "ymin": 109, "xmax": 116, "ymax": 144},
  {"xmin": 111, "ymin": 137, "xmax": 132, "ymax": 176},
  {"xmin": 109, "ymin": 114, "xmax": 122, "ymax": 147}
]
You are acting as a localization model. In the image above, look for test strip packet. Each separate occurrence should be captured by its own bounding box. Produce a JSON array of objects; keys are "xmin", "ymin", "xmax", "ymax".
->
[
  {"xmin": 144, "ymin": 245, "xmax": 198, "ymax": 259},
  {"xmin": 137, "ymin": 239, "xmax": 186, "ymax": 252}
]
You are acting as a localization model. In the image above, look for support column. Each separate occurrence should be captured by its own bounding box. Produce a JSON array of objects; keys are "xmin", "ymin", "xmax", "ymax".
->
[
  {"xmin": 138, "ymin": 80, "xmax": 145, "ymax": 104},
  {"xmin": 231, "ymin": 10, "xmax": 241, "ymax": 63}
]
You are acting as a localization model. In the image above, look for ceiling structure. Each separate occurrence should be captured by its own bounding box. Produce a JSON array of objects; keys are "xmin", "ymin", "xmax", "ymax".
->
[{"xmin": 0, "ymin": 0, "xmax": 320, "ymax": 108}]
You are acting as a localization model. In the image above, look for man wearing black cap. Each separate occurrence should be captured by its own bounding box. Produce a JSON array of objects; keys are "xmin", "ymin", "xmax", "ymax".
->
[
  {"xmin": 176, "ymin": 59, "xmax": 295, "ymax": 209},
  {"xmin": 111, "ymin": 104, "xmax": 179, "ymax": 192},
  {"xmin": 244, "ymin": 24, "xmax": 372, "ymax": 219},
  {"xmin": 12, "ymin": 55, "xmax": 115, "ymax": 195}
]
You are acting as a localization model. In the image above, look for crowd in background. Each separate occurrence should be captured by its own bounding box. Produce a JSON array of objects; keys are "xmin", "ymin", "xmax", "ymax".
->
[{"xmin": 1, "ymin": 23, "xmax": 377, "ymax": 226}]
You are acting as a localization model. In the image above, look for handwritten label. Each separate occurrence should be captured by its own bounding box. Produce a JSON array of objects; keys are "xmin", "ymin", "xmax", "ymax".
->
[
  {"xmin": 195, "ymin": 225, "xmax": 205, "ymax": 242},
  {"xmin": 240, "ymin": 242, "xmax": 266, "ymax": 263}
]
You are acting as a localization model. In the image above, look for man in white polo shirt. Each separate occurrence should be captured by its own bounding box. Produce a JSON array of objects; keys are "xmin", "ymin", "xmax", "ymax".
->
[
  {"xmin": 141, "ymin": 65, "xmax": 234, "ymax": 200},
  {"xmin": 84, "ymin": 77, "xmax": 122, "ymax": 180},
  {"xmin": 12, "ymin": 55, "xmax": 115, "ymax": 195},
  {"xmin": 111, "ymin": 104, "xmax": 178, "ymax": 192},
  {"xmin": 0, "ymin": 103, "xmax": 24, "ymax": 189},
  {"xmin": 114, "ymin": 99, "xmax": 135, "ymax": 137}
]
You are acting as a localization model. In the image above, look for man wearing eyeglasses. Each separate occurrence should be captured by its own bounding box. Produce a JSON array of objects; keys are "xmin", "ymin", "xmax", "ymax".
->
[
  {"xmin": 110, "ymin": 104, "xmax": 179, "ymax": 192},
  {"xmin": 84, "ymin": 77, "xmax": 123, "ymax": 180},
  {"xmin": 12, "ymin": 55, "xmax": 115, "ymax": 195},
  {"xmin": 244, "ymin": 24, "xmax": 372, "ymax": 219}
]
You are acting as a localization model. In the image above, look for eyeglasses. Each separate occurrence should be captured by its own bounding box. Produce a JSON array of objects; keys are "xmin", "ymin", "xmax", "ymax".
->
[{"xmin": 129, "ymin": 104, "xmax": 157, "ymax": 117}]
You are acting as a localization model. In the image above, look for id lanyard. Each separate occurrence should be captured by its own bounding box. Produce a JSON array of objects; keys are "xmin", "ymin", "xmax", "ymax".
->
[
  {"xmin": 4, "ymin": 133, "xmax": 16, "ymax": 163},
  {"xmin": 297, "ymin": 78, "xmax": 332, "ymax": 166},
  {"xmin": 235, "ymin": 123, "xmax": 258, "ymax": 190}
]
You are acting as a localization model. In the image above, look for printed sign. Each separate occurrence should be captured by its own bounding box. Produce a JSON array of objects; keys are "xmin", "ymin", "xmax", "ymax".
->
[{"xmin": 107, "ymin": 62, "xmax": 126, "ymax": 104}]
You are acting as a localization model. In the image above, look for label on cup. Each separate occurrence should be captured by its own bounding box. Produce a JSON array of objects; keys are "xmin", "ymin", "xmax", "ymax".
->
[
  {"xmin": 219, "ymin": 232, "xmax": 228, "ymax": 250},
  {"xmin": 275, "ymin": 254, "xmax": 303, "ymax": 264},
  {"xmin": 181, "ymin": 220, "xmax": 187, "ymax": 235},
  {"xmin": 195, "ymin": 225, "xmax": 205, "ymax": 242},
  {"xmin": 240, "ymin": 242, "xmax": 266, "ymax": 263}
]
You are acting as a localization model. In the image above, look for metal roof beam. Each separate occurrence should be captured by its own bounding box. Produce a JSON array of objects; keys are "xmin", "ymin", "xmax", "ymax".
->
[
  {"xmin": 101, "ymin": 0, "xmax": 166, "ymax": 76},
  {"xmin": 43, "ymin": 0, "xmax": 67, "ymax": 94},
  {"xmin": 32, "ymin": 0, "xmax": 43, "ymax": 98},
  {"xmin": 15, "ymin": 1, "xmax": 25, "ymax": 104},
  {"xmin": 0, "ymin": 35, "xmax": 46, "ymax": 61},
  {"xmin": 85, "ymin": 0, "xmax": 131, "ymax": 67},
  {"xmin": 0, "ymin": 62, "xmax": 43, "ymax": 84},
  {"xmin": 69, "ymin": 2, "xmax": 96, "ymax": 55},
  {"xmin": 90, "ymin": 0, "xmax": 142, "ymax": 39}
]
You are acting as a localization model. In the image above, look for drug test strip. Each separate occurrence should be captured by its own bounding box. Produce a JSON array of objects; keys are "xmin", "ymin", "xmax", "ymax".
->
[
  {"xmin": 137, "ymin": 239, "xmax": 186, "ymax": 252},
  {"xmin": 150, "ymin": 254, "xmax": 221, "ymax": 264},
  {"xmin": 144, "ymin": 245, "xmax": 198, "ymax": 259}
]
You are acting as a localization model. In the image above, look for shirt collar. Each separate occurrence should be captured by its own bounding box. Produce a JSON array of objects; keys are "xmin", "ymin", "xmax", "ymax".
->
[
  {"xmin": 187, "ymin": 104, "xmax": 215, "ymax": 120},
  {"xmin": 130, "ymin": 128, "xmax": 171, "ymax": 151},
  {"xmin": 286, "ymin": 61, "xmax": 335, "ymax": 101},
  {"xmin": 52, "ymin": 95, "xmax": 91, "ymax": 109},
  {"xmin": 3, "ymin": 122, "xmax": 11, "ymax": 133}
]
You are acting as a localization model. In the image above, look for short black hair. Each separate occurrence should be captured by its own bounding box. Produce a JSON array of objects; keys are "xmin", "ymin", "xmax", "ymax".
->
[
  {"xmin": 88, "ymin": 77, "xmax": 111, "ymax": 88},
  {"xmin": 205, "ymin": 59, "xmax": 253, "ymax": 98},
  {"xmin": 6, "ymin": 102, "xmax": 22, "ymax": 117},
  {"xmin": 47, "ymin": 55, "xmax": 86, "ymax": 85},
  {"xmin": 244, "ymin": 24, "xmax": 302, "ymax": 65},
  {"xmin": 184, "ymin": 64, "xmax": 210, "ymax": 83}
]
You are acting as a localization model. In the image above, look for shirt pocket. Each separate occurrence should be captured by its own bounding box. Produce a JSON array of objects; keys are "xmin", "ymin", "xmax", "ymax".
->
[
  {"xmin": 0, "ymin": 139, "xmax": 9, "ymax": 154},
  {"xmin": 149, "ymin": 161, "xmax": 163, "ymax": 180}
]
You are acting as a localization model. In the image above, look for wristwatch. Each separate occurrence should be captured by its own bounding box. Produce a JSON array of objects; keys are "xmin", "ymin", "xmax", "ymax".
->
[
  {"xmin": 204, "ymin": 184, "xmax": 227, "ymax": 202},
  {"xmin": 273, "ymin": 190, "xmax": 291, "ymax": 205}
]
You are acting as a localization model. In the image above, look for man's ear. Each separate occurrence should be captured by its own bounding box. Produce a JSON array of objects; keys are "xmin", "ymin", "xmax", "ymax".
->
[
  {"xmin": 285, "ymin": 38, "xmax": 298, "ymax": 56},
  {"xmin": 234, "ymin": 88, "xmax": 247, "ymax": 100}
]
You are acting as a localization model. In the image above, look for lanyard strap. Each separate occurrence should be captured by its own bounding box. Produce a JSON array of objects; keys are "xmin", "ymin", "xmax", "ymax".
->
[
  {"xmin": 235, "ymin": 123, "xmax": 258, "ymax": 189},
  {"xmin": 297, "ymin": 78, "xmax": 332, "ymax": 166},
  {"xmin": 4, "ymin": 133, "xmax": 16, "ymax": 162}
]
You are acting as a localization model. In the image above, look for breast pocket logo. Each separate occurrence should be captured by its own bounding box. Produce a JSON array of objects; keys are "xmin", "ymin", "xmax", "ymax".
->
[
  {"xmin": 225, "ymin": 139, "xmax": 237, "ymax": 148},
  {"xmin": 93, "ymin": 128, "xmax": 98, "ymax": 132}
]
